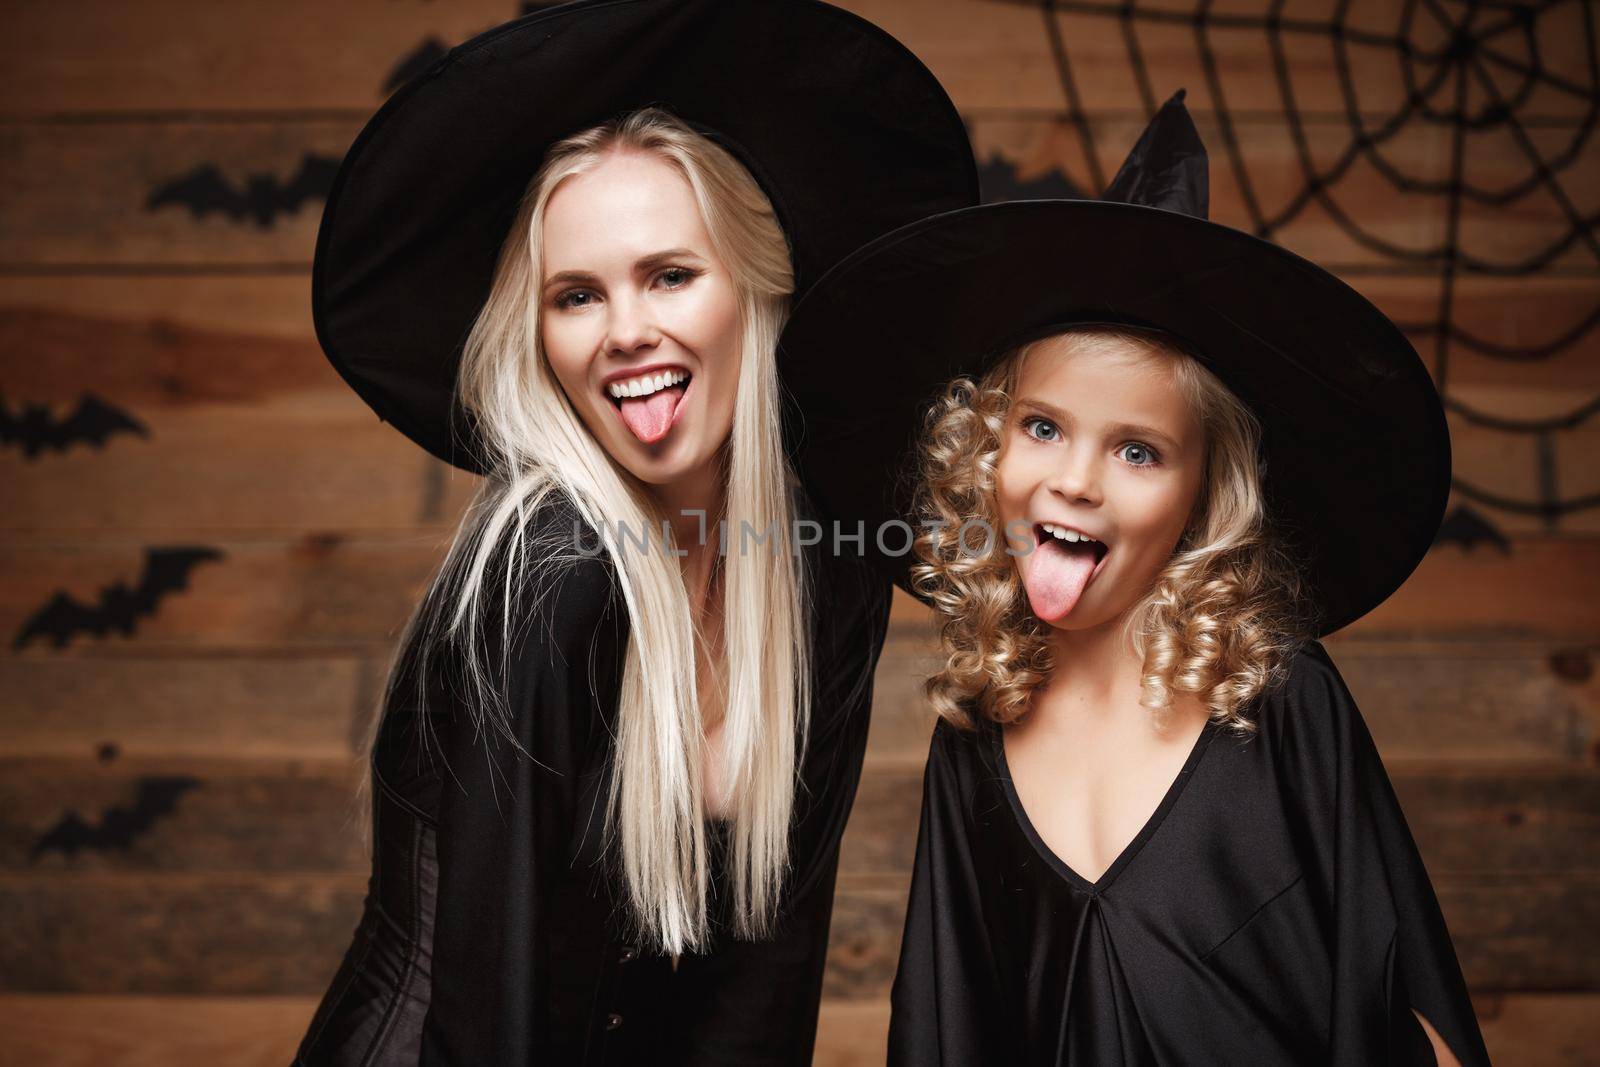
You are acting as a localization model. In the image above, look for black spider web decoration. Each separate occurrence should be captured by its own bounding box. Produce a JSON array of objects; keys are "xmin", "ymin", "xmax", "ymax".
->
[{"xmin": 993, "ymin": 0, "xmax": 1600, "ymax": 527}]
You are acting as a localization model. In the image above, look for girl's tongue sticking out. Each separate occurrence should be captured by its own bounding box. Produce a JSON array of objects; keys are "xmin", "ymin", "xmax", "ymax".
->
[{"xmin": 1022, "ymin": 524, "xmax": 1107, "ymax": 622}]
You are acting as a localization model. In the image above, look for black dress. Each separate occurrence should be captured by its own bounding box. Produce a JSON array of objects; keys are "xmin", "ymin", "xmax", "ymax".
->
[
  {"xmin": 294, "ymin": 490, "xmax": 893, "ymax": 1066},
  {"xmin": 888, "ymin": 640, "xmax": 1493, "ymax": 1066}
]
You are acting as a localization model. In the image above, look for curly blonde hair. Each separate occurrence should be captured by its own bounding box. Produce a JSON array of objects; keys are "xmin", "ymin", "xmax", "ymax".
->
[{"xmin": 908, "ymin": 325, "xmax": 1318, "ymax": 738}]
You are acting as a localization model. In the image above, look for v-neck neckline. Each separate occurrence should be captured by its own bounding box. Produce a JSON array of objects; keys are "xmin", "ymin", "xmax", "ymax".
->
[{"xmin": 989, "ymin": 713, "xmax": 1219, "ymax": 896}]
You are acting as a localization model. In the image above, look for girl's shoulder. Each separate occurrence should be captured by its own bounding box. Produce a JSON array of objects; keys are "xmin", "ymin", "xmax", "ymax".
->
[
  {"xmin": 1252, "ymin": 639, "xmax": 1362, "ymax": 729},
  {"xmin": 926, "ymin": 706, "xmax": 1001, "ymax": 778},
  {"xmin": 1247, "ymin": 638, "xmax": 1384, "ymax": 788}
]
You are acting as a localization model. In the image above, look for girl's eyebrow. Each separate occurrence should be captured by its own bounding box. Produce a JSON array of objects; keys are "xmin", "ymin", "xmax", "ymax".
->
[
  {"xmin": 1014, "ymin": 396, "xmax": 1181, "ymax": 451},
  {"xmin": 541, "ymin": 248, "xmax": 707, "ymax": 295}
]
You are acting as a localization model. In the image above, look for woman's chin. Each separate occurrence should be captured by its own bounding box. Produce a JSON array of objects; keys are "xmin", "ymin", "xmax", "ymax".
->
[{"xmin": 616, "ymin": 440, "xmax": 710, "ymax": 489}]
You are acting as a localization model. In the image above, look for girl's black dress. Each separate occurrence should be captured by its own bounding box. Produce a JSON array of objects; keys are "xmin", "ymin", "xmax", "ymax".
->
[
  {"xmin": 294, "ymin": 490, "xmax": 893, "ymax": 1066},
  {"xmin": 888, "ymin": 641, "xmax": 1494, "ymax": 1066}
]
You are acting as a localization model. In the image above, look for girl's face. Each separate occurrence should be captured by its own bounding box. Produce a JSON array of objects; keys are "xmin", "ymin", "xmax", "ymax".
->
[
  {"xmin": 539, "ymin": 150, "xmax": 742, "ymax": 491},
  {"xmin": 995, "ymin": 336, "xmax": 1205, "ymax": 629}
]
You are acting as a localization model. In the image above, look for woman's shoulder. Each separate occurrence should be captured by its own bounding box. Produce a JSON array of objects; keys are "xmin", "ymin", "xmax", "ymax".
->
[
  {"xmin": 791, "ymin": 484, "xmax": 894, "ymax": 634},
  {"xmin": 471, "ymin": 488, "xmax": 625, "ymax": 655},
  {"xmin": 504, "ymin": 488, "xmax": 619, "ymax": 590}
]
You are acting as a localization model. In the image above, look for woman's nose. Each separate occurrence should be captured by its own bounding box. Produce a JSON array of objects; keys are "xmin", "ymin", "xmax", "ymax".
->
[{"xmin": 604, "ymin": 292, "xmax": 662, "ymax": 355}]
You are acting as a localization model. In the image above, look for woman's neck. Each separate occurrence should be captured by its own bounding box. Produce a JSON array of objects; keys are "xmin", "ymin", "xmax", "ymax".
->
[{"xmin": 649, "ymin": 453, "xmax": 726, "ymax": 612}]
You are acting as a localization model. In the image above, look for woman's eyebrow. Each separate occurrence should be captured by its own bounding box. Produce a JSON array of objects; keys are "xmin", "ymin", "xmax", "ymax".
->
[
  {"xmin": 1014, "ymin": 397, "xmax": 1180, "ymax": 450},
  {"xmin": 541, "ymin": 268, "xmax": 596, "ymax": 293},
  {"xmin": 635, "ymin": 248, "xmax": 706, "ymax": 272}
]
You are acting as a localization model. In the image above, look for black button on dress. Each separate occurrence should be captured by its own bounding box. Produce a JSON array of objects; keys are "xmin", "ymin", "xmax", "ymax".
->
[
  {"xmin": 294, "ymin": 490, "xmax": 893, "ymax": 1065},
  {"xmin": 887, "ymin": 641, "xmax": 1493, "ymax": 1066}
]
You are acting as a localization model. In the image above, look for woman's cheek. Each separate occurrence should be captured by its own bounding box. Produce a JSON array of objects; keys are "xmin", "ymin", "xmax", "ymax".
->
[{"xmin": 541, "ymin": 321, "xmax": 594, "ymax": 383}]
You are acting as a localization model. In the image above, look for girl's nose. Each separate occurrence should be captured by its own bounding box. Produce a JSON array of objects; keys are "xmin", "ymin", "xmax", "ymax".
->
[{"xmin": 1045, "ymin": 446, "xmax": 1102, "ymax": 506}]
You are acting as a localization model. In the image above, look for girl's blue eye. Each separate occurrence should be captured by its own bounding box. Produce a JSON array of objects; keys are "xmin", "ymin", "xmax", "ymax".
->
[
  {"xmin": 1021, "ymin": 416, "xmax": 1059, "ymax": 442},
  {"xmin": 1119, "ymin": 442, "xmax": 1161, "ymax": 467}
]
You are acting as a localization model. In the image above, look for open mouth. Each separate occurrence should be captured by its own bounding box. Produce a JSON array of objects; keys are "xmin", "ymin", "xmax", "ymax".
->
[
  {"xmin": 1021, "ymin": 521, "xmax": 1112, "ymax": 621},
  {"xmin": 1033, "ymin": 523, "xmax": 1109, "ymax": 573},
  {"xmin": 605, "ymin": 369, "xmax": 692, "ymax": 445}
]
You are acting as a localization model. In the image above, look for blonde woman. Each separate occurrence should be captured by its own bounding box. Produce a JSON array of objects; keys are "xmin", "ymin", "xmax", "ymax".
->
[
  {"xmin": 293, "ymin": 1, "xmax": 976, "ymax": 1063},
  {"xmin": 780, "ymin": 94, "xmax": 1490, "ymax": 1065}
]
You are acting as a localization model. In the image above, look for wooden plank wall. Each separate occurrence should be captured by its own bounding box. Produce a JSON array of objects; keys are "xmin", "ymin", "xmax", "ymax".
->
[{"xmin": 1, "ymin": 1, "xmax": 1596, "ymax": 1063}]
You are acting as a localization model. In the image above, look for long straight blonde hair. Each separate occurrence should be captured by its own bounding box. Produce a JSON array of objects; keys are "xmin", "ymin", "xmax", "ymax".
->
[{"xmin": 354, "ymin": 108, "xmax": 813, "ymax": 955}]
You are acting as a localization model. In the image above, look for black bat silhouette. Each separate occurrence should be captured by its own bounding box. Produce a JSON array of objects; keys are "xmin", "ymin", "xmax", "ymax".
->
[
  {"xmin": 0, "ymin": 392, "xmax": 148, "ymax": 459},
  {"xmin": 977, "ymin": 152, "xmax": 1086, "ymax": 203},
  {"xmin": 146, "ymin": 153, "xmax": 339, "ymax": 229},
  {"xmin": 1432, "ymin": 503, "xmax": 1511, "ymax": 554},
  {"xmin": 29, "ymin": 775, "xmax": 202, "ymax": 861},
  {"xmin": 12, "ymin": 546, "xmax": 225, "ymax": 650}
]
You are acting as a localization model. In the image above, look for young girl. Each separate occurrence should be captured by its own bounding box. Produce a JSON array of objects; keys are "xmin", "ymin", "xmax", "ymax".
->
[
  {"xmin": 293, "ymin": 1, "xmax": 976, "ymax": 1063},
  {"xmin": 778, "ymin": 94, "xmax": 1491, "ymax": 1064}
]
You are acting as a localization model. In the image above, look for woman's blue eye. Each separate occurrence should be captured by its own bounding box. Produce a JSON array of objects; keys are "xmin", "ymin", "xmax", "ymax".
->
[
  {"xmin": 1021, "ymin": 416, "xmax": 1059, "ymax": 442},
  {"xmin": 554, "ymin": 289, "xmax": 596, "ymax": 310},
  {"xmin": 1119, "ymin": 442, "xmax": 1161, "ymax": 467},
  {"xmin": 656, "ymin": 267, "xmax": 695, "ymax": 289}
]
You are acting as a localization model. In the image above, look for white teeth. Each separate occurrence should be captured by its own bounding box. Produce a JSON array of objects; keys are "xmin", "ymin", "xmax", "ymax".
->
[
  {"xmin": 1040, "ymin": 522, "xmax": 1099, "ymax": 545},
  {"xmin": 608, "ymin": 369, "xmax": 688, "ymax": 399}
]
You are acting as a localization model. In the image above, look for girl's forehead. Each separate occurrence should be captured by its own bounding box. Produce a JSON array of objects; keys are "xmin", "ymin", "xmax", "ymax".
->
[{"xmin": 1016, "ymin": 336, "xmax": 1178, "ymax": 399}]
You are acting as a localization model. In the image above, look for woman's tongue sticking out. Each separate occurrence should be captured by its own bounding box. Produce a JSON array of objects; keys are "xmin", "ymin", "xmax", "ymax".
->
[{"xmin": 618, "ymin": 380, "xmax": 688, "ymax": 444}]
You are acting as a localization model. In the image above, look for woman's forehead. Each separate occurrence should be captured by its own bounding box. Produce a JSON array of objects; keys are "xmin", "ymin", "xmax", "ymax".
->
[{"xmin": 541, "ymin": 152, "xmax": 711, "ymax": 269}]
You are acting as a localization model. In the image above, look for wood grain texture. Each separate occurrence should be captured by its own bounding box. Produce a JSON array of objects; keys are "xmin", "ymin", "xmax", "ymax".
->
[
  {"xmin": 884, "ymin": 532, "xmax": 1600, "ymax": 637},
  {"xmin": 3, "ymin": 0, "xmax": 1590, "ymax": 121},
  {"xmin": 0, "ymin": 991, "xmax": 1594, "ymax": 1067},
  {"xmin": 0, "ymin": 654, "xmax": 375, "ymax": 760},
  {"xmin": 867, "ymin": 629, "xmax": 1600, "ymax": 764},
  {"xmin": 3, "ymin": 867, "xmax": 1588, "ymax": 996},
  {"xmin": 0, "ymin": 3, "xmax": 1594, "ymax": 1064}
]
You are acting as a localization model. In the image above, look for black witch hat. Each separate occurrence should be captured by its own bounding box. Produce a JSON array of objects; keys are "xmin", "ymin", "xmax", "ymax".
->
[
  {"xmin": 777, "ymin": 91, "xmax": 1451, "ymax": 637},
  {"xmin": 312, "ymin": 0, "xmax": 978, "ymax": 474}
]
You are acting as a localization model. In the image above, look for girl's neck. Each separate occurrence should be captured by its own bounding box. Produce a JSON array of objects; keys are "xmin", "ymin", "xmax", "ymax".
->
[{"xmin": 1037, "ymin": 615, "xmax": 1143, "ymax": 723}]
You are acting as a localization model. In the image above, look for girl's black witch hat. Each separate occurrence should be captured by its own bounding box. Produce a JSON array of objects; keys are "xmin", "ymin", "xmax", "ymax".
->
[
  {"xmin": 778, "ymin": 91, "xmax": 1451, "ymax": 637},
  {"xmin": 312, "ymin": 0, "xmax": 978, "ymax": 474}
]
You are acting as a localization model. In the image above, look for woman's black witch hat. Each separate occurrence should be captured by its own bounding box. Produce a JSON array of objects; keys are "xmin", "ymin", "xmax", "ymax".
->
[
  {"xmin": 312, "ymin": 0, "xmax": 978, "ymax": 474},
  {"xmin": 778, "ymin": 91, "xmax": 1451, "ymax": 637}
]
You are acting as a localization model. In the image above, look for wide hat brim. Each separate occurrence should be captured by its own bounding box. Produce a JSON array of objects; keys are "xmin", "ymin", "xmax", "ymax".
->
[
  {"xmin": 778, "ymin": 198, "xmax": 1452, "ymax": 636},
  {"xmin": 313, "ymin": 0, "xmax": 978, "ymax": 474}
]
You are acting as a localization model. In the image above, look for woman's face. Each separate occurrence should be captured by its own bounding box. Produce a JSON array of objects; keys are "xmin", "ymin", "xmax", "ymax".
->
[
  {"xmin": 539, "ymin": 149, "xmax": 742, "ymax": 492},
  {"xmin": 994, "ymin": 335, "xmax": 1206, "ymax": 630}
]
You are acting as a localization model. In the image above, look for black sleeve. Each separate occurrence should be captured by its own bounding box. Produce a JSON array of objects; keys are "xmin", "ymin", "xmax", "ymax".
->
[
  {"xmin": 666, "ymin": 562, "xmax": 894, "ymax": 1066},
  {"xmin": 887, "ymin": 719, "xmax": 1012, "ymax": 1067},
  {"xmin": 1274, "ymin": 642, "xmax": 1492, "ymax": 1066},
  {"xmin": 419, "ymin": 539, "xmax": 626, "ymax": 1066}
]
